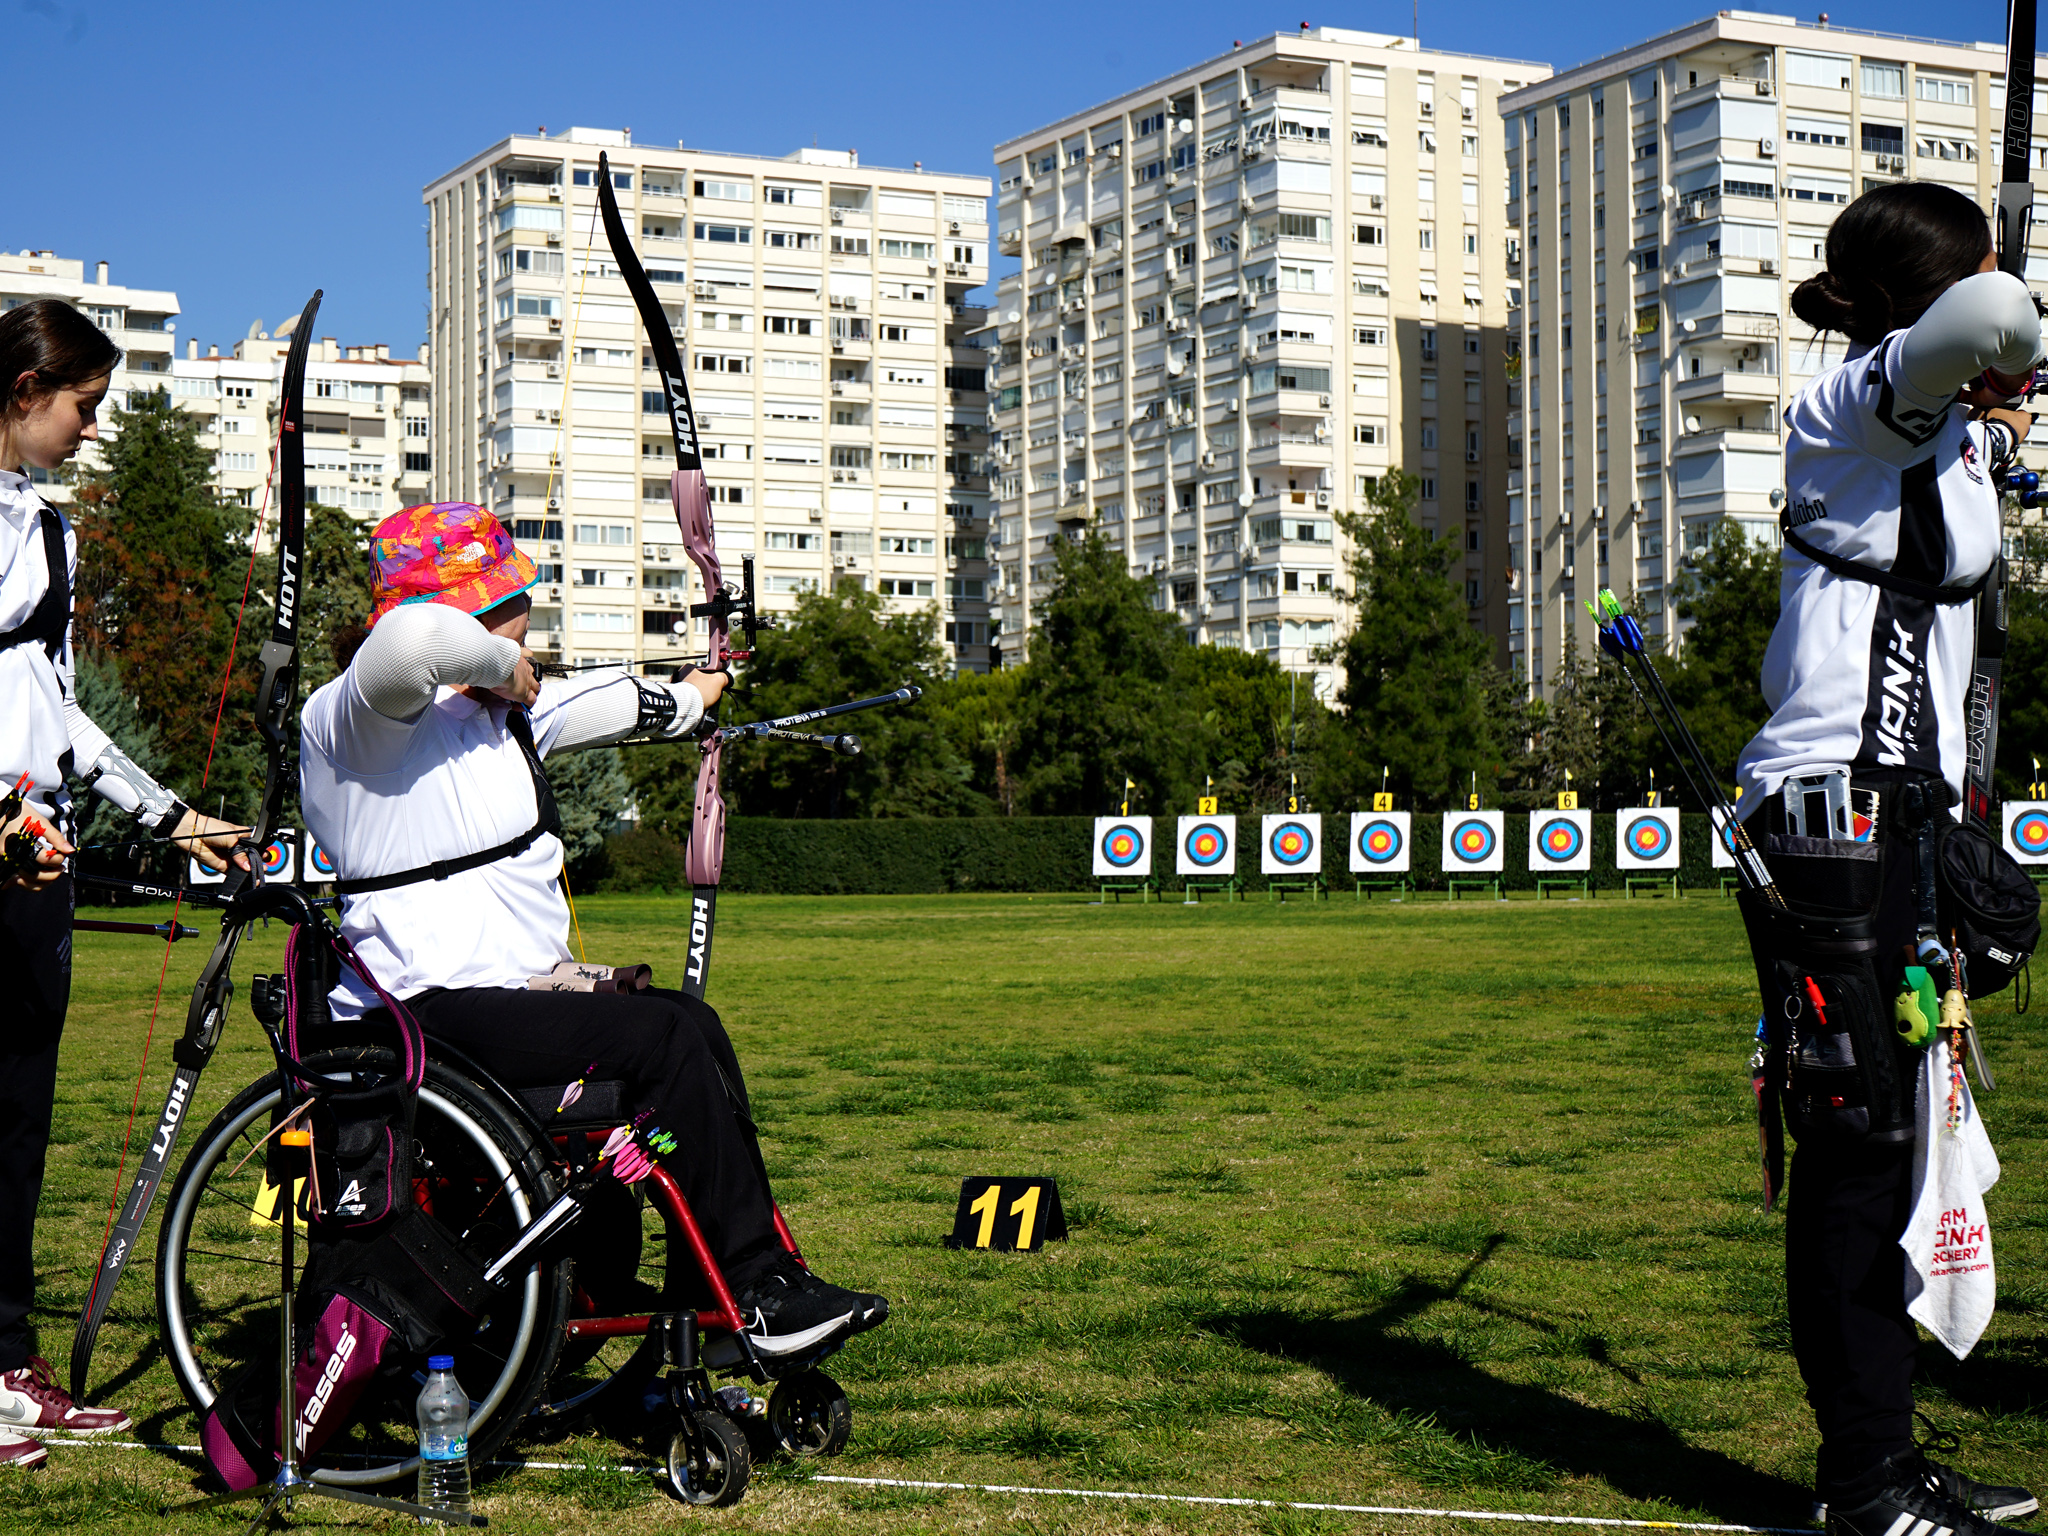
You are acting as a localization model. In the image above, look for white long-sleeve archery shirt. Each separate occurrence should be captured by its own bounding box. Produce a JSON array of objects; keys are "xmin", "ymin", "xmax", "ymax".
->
[
  {"xmin": 301, "ymin": 602, "xmax": 705, "ymax": 1018},
  {"xmin": 1734, "ymin": 272, "xmax": 2044, "ymax": 822}
]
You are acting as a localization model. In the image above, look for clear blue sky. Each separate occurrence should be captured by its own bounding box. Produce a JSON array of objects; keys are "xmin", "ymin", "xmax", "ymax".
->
[{"xmin": 18, "ymin": 0, "xmax": 2014, "ymax": 354}]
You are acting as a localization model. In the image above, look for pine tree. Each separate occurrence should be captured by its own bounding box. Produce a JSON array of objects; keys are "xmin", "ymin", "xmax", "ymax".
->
[
  {"xmin": 1010, "ymin": 532, "xmax": 1204, "ymax": 814},
  {"xmin": 1320, "ymin": 469, "xmax": 1500, "ymax": 805}
]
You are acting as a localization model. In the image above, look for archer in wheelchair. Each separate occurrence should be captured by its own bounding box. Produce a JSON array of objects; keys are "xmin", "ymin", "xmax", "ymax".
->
[{"xmin": 155, "ymin": 502, "xmax": 886, "ymax": 1505}]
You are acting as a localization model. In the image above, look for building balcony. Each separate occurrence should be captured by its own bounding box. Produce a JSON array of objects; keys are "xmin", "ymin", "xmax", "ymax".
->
[
  {"xmin": 1670, "ymin": 425, "xmax": 1781, "ymax": 457},
  {"xmin": 1674, "ymin": 369, "xmax": 1781, "ymax": 408},
  {"xmin": 1669, "ymin": 73, "xmax": 1776, "ymax": 113}
]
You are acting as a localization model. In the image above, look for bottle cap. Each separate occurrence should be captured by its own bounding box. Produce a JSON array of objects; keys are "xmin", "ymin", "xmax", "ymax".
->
[{"xmin": 428, "ymin": 1355, "xmax": 455, "ymax": 1371}]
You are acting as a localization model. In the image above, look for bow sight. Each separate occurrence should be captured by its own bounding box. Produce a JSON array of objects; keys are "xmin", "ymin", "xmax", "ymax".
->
[{"xmin": 692, "ymin": 553, "xmax": 773, "ymax": 666}]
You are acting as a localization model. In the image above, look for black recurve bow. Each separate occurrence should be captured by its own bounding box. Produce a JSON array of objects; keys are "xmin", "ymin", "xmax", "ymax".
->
[
  {"xmin": 594, "ymin": 152, "xmax": 761, "ymax": 1000},
  {"xmin": 69, "ymin": 290, "xmax": 322, "ymax": 1402}
]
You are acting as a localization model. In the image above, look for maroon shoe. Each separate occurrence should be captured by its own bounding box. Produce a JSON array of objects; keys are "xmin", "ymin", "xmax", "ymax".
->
[
  {"xmin": 0, "ymin": 1429, "xmax": 47, "ymax": 1468},
  {"xmin": 0, "ymin": 1357, "xmax": 131, "ymax": 1436}
]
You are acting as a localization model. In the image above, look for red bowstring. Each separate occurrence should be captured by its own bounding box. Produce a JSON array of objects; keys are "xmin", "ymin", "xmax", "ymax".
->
[{"xmin": 87, "ymin": 406, "xmax": 289, "ymax": 1301}]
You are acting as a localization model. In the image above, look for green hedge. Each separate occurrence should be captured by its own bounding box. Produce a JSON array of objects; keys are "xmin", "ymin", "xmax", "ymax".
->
[{"xmin": 601, "ymin": 812, "xmax": 1730, "ymax": 895}]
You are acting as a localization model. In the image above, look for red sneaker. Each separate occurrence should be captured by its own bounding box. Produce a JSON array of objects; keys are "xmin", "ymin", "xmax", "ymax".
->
[
  {"xmin": 0, "ymin": 1428, "xmax": 47, "ymax": 1467},
  {"xmin": 0, "ymin": 1358, "xmax": 130, "ymax": 1436}
]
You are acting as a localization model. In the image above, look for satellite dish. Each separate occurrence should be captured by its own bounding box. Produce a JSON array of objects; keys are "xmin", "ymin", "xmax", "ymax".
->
[
  {"xmin": 1683, "ymin": 414, "xmax": 1702, "ymax": 433},
  {"xmin": 1238, "ymin": 492, "xmax": 1255, "ymax": 508},
  {"xmin": 1177, "ymin": 118, "xmax": 1194, "ymax": 134},
  {"xmin": 1769, "ymin": 488, "xmax": 1785, "ymax": 507}
]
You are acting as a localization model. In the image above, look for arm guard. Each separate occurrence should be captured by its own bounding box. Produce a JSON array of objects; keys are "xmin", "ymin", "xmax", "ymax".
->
[{"xmin": 82, "ymin": 741, "xmax": 190, "ymax": 831}]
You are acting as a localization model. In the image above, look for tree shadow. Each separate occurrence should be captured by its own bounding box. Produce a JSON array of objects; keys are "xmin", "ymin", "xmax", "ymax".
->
[{"xmin": 1203, "ymin": 1236, "xmax": 1811, "ymax": 1523}]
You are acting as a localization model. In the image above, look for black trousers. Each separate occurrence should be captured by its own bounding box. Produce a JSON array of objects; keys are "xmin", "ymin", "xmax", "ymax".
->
[
  {"xmin": 402, "ymin": 985, "xmax": 781, "ymax": 1279},
  {"xmin": 0, "ymin": 874, "xmax": 72, "ymax": 1374},
  {"xmin": 1785, "ymin": 1132, "xmax": 1918, "ymax": 1494},
  {"xmin": 1745, "ymin": 791, "xmax": 1924, "ymax": 1496}
]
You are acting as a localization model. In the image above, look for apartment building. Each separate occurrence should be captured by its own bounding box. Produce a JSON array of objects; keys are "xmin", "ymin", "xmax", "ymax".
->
[
  {"xmin": 0, "ymin": 251, "xmax": 178, "ymax": 504},
  {"xmin": 172, "ymin": 334, "xmax": 432, "ymax": 514},
  {"xmin": 986, "ymin": 28, "xmax": 1549, "ymax": 688},
  {"xmin": 424, "ymin": 129, "xmax": 992, "ymax": 672},
  {"xmin": 1501, "ymin": 11, "xmax": 2048, "ymax": 692}
]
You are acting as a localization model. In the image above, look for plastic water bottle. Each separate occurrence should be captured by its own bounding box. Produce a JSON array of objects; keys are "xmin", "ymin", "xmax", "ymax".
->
[{"xmin": 415, "ymin": 1355, "xmax": 471, "ymax": 1514}]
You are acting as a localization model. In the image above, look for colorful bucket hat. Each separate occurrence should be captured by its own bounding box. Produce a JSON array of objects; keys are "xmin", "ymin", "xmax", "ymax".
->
[{"xmin": 368, "ymin": 502, "xmax": 539, "ymax": 626}]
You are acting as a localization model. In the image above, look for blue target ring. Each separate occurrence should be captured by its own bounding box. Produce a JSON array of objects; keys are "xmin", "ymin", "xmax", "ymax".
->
[
  {"xmin": 1183, "ymin": 822, "xmax": 1228, "ymax": 867},
  {"xmin": 307, "ymin": 840, "xmax": 337, "ymax": 878},
  {"xmin": 1268, "ymin": 820, "xmax": 1315, "ymax": 866},
  {"xmin": 1357, "ymin": 818, "xmax": 1403, "ymax": 865},
  {"xmin": 260, "ymin": 839, "xmax": 291, "ymax": 877},
  {"xmin": 2014, "ymin": 809, "xmax": 2048, "ymax": 857},
  {"xmin": 1624, "ymin": 815, "xmax": 1673, "ymax": 861},
  {"xmin": 1101, "ymin": 826, "xmax": 1144, "ymax": 868},
  {"xmin": 1535, "ymin": 816, "xmax": 1584, "ymax": 863},
  {"xmin": 1449, "ymin": 817, "xmax": 1497, "ymax": 863}
]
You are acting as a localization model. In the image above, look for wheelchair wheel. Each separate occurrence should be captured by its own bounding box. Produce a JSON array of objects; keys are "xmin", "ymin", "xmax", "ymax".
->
[
  {"xmin": 156, "ymin": 1048, "xmax": 569, "ymax": 1487},
  {"xmin": 666, "ymin": 1410, "xmax": 749, "ymax": 1507},
  {"xmin": 768, "ymin": 1368, "xmax": 851, "ymax": 1457}
]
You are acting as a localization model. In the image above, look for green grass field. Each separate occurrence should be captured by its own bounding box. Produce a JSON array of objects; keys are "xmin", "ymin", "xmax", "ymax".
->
[{"xmin": 17, "ymin": 892, "xmax": 2048, "ymax": 1534}]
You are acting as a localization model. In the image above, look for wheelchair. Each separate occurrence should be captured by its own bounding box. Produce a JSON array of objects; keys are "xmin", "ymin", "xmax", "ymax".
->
[{"xmin": 154, "ymin": 1036, "xmax": 856, "ymax": 1507}]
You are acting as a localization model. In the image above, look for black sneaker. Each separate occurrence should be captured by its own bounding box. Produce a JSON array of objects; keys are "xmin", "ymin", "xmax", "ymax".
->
[
  {"xmin": 1828, "ymin": 1456, "xmax": 2007, "ymax": 1536},
  {"xmin": 1916, "ymin": 1417, "xmax": 2040, "ymax": 1523},
  {"xmin": 732, "ymin": 1254, "xmax": 887, "ymax": 1359},
  {"xmin": 1927, "ymin": 1464, "xmax": 2041, "ymax": 1525}
]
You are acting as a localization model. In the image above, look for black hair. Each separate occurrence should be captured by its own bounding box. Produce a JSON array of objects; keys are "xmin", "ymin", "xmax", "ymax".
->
[
  {"xmin": 1790, "ymin": 182, "xmax": 1993, "ymax": 346},
  {"xmin": 0, "ymin": 297, "xmax": 123, "ymax": 411}
]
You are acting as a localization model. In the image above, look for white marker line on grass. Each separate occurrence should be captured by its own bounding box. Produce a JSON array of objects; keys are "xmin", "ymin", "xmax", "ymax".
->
[
  {"xmin": 40, "ymin": 1440, "xmax": 1813, "ymax": 1532},
  {"xmin": 810, "ymin": 1475, "xmax": 1811, "ymax": 1532}
]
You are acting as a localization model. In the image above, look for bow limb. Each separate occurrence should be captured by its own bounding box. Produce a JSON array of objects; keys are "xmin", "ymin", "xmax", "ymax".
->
[{"xmin": 594, "ymin": 154, "xmax": 732, "ymax": 942}]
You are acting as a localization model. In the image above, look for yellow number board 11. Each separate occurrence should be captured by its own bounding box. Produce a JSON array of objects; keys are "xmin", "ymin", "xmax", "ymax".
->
[{"xmin": 945, "ymin": 1177, "xmax": 1068, "ymax": 1252}]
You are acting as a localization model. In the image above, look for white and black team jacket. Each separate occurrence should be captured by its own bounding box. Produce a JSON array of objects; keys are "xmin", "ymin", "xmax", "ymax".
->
[{"xmin": 1735, "ymin": 272, "xmax": 2045, "ymax": 822}]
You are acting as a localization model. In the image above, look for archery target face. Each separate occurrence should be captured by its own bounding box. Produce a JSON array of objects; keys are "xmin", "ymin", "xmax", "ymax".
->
[
  {"xmin": 187, "ymin": 853, "xmax": 226, "ymax": 886},
  {"xmin": 1260, "ymin": 814, "xmax": 1323, "ymax": 876},
  {"xmin": 1092, "ymin": 817, "xmax": 1153, "ymax": 878},
  {"xmin": 259, "ymin": 833, "xmax": 296, "ymax": 885},
  {"xmin": 1616, "ymin": 807, "xmax": 1681, "ymax": 870},
  {"xmin": 1527, "ymin": 809, "xmax": 1591, "ymax": 872},
  {"xmin": 1175, "ymin": 815, "xmax": 1237, "ymax": 877},
  {"xmin": 2005, "ymin": 801, "xmax": 2048, "ymax": 866},
  {"xmin": 1349, "ymin": 810, "xmax": 1411, "ymax": 874},
  {"xmin": 302, "ymin": 829, "xmax": 338, "ymax": 882},
  {"xmin": 1441, "ymin": 810, "xmax": 1504, "ymax": 873},
  {"xmin": 1710, "ymin": 808, "xmax": 1738, "ymax": 870}
]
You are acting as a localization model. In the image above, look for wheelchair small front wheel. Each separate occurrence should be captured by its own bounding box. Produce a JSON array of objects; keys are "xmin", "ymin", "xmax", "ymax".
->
[
  {"xmin": 768, "ymin": 1368, "xmax": 851, "ymax": 1457},
  {"xmin": 667, "ymin": 1410, "xmax": 750, "ymax": 1506}
]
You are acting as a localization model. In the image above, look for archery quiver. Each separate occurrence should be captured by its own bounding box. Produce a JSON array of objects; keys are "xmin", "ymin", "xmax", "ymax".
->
[{"xmin": 1740, "ymin": 830, "xmax": 1914, "ymax": 1146}]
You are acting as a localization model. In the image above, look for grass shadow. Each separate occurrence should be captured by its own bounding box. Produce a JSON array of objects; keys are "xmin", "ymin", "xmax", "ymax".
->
[{"xmin": 1203, "ymin": 1237, "xmax": 1810, "ymax": 1522}]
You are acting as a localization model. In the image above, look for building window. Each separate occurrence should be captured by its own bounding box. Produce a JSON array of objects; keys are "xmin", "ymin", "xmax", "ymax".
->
[
  {"xmin": 1860, "ymin": 62, "xmax": 1905, "ymax": 99},
  {"xmin": 403, "ymin": 451, "xmax": 431, "ymax": 472}
]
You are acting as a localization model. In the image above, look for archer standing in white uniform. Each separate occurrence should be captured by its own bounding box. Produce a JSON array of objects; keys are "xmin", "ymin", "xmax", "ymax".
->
[
  {"xmin": 1737, "ymin": 183, "xmax": 2041, "ymax": 1536},
  {"xmin": 299, "ymin": 501, "xmax": 889, "ymax": 1359},
  {"xmin": 0, "ymin": 299, "xmax": 247, "ymax": 1463}
]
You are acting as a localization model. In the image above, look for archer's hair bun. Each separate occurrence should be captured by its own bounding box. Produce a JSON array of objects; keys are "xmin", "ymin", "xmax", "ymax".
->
[
  {"xmin": 1791, "ymin": 269, "xmax": 1856, "ymax": 334},
  {"xmin": 1791, "ymin": 267, "xmax": 1898, "ymax": 345}
]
